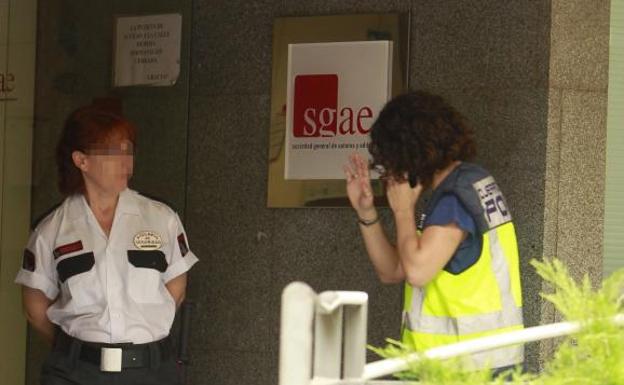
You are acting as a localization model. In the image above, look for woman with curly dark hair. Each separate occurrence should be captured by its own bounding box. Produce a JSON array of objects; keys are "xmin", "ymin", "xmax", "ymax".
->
[{"xmin": 344, "ymin": 91, "xmax": 524, "ymax": 373}]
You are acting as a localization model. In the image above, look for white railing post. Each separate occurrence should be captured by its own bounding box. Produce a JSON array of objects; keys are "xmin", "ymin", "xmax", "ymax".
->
[
  {"xmin": 280, "ymin": 282, "xmax": 317, "ymax": 385},
  {"xmin": 314, "ymin": 304, "xmax": 344, "ymax": 378},
  {"xmin": 342, "ymin": 302, "xmax": 367, "ymax": 379},
  {"xmin": 280, "ymin": 284, "xmax": 370, "ymax": 385},
  {"xmin": 316, "ymin": 291, "xmax": 369, "ymax": 382}
]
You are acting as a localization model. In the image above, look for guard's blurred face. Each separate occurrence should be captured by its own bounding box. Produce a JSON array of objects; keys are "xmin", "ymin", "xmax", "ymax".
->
[{"xmin": 80, "ymin": 138, "xmax": 134, "ymax": 194}]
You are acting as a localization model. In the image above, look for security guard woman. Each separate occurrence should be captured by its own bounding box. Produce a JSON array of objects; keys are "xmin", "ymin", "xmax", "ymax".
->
[
  {"xmin": 344, "ymin": 91, "xmax": 524, "ymax": 372},
  {"xmin": 15, "ymin": 106, "xmax": 198, "ymax": 385}
]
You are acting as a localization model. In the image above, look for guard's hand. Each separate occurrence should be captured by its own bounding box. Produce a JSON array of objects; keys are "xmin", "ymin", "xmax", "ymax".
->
[
  {"xmin": 386, "ymin": 176, "xmax": 423, "ymax": 217},
  {"xmin": 344, "ymin": 153, "xmax": 376, "ymax": 220}
]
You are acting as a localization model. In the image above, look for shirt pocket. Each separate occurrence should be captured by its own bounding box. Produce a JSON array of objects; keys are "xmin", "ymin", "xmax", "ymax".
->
[
  {"xmin": 56, "ymin": 252, "xmax": 101, "ymax": 307},
  {"xmin": 127, "ymin": 250, "xmax": 168, "ymax": 304}
]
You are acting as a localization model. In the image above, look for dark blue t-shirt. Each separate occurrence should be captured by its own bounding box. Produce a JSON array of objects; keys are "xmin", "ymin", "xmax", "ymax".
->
[{"xmin": 424, "ymin": 193, "xmax": 482, "ymax": 274}]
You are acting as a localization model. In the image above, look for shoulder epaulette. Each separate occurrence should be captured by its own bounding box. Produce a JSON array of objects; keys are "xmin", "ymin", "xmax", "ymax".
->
[{"xmin": 136, "ymin": 191, "xmax": 180, "ymax": 214}]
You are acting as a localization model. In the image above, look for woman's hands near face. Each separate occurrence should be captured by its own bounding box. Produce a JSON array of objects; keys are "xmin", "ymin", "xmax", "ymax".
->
[
  {"xmin": 344, "ymin": 153, "xmax": 423, "ymax": 219},
  {"xmin": 344, "ymin": 153, "xmax": 376, "ymax": 219},
  {"xmin": 386, "ymin": 176, "xmax": 423, "ymax": 217}
]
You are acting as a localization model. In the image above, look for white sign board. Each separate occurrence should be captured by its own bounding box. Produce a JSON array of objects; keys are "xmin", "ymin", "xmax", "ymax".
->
[
  {"xmin": 285, "ymin": 41, "xmax": 392, "ymax": 179},
  {"xmin": 114, "ymin": 13, "xmax": 182, "ymax": 87}
]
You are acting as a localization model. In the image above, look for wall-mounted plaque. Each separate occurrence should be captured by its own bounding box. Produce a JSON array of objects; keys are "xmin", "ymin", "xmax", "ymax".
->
[
  {"xmin": 267, "ymin": 13, "xmax": 410, "ymax": 207},
  {"xmin": 285, "ymin": 41, "xmax": 392, "ymax": 180}
]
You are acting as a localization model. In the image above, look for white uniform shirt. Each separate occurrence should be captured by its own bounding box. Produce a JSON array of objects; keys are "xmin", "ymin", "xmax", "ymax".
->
[{"xmin": 15, "ymin": 189, "xmax": 199, "ymax": 344}]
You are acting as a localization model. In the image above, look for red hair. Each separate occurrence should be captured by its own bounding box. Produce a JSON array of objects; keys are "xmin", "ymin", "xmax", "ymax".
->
[{"xmin": 56, "ymin": 106, "xmax": 137, "ymax": 196}]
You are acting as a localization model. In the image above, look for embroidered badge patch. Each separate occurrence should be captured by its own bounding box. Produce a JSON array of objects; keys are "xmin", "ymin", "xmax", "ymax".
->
[
  {"xmin": 22, "ymin": 249, "xmax": 36, "ymax": 271},
  {"xmin": 53, "ymin": 240, "xmax": 84, "ymax": 260},
  {"xmin": 133, "ymin": 231, "xmax": 163, "ymax": 250},
  {"xmin": 177, "ymin": 233, "xmax": 189, "ymax": 257}
]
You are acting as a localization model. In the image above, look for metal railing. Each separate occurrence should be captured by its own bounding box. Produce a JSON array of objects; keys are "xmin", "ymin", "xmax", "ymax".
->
[{"xmin": 279, "ymin": 281, "xmax": 624, "ymax": 385}]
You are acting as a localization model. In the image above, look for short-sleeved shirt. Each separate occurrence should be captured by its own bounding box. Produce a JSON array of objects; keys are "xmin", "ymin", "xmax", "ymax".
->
[
  {"xmin": 423, "ymin": 193, "xmax": 482, "ymax": 274},
  {"xmin": 15, "ymin": 188, "xmax": 198, "ymax": 344}
]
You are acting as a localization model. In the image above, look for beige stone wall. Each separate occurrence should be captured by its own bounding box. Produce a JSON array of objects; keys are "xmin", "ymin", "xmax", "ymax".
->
[{"xmin": 541, "ymin": 0, "xmax": 611, "ymax": 365}]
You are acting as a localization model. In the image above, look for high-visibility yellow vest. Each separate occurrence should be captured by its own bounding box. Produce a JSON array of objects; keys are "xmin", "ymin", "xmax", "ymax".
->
[{"xmin": 401, "ymin": 163, "xmax": 524, "ymax": 369}]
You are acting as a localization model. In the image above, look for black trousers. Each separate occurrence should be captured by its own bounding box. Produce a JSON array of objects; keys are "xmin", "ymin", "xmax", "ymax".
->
[{"xmin": 41, "ymin": 332, "xmax": 182, "ymax": 385}]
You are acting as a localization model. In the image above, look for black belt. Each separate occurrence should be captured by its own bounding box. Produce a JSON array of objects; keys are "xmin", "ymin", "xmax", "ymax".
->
[{"xmin": 54, "ymin": 330, "xmax": 172, "ymax": 369}]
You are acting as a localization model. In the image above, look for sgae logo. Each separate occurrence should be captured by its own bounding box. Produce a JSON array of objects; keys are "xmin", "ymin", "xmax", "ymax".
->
[{"xmin": 293, "ymin": 74, "xmax": 374, "ymax": 137}]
